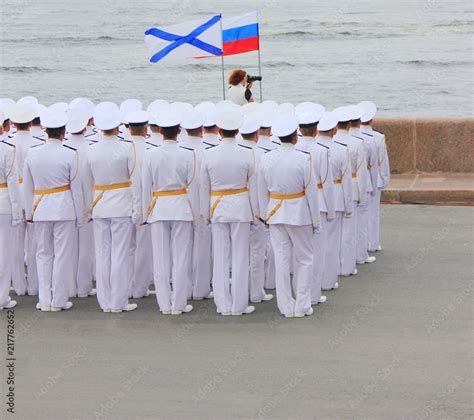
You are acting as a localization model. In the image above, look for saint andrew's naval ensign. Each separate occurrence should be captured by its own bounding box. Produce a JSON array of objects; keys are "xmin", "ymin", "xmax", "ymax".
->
[{"xmin": 145, "ymin": 15, "xmax": 223, "ymax": 63}]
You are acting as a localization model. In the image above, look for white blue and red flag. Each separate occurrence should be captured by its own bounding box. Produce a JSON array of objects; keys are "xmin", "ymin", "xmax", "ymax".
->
[{"xmin": 222, "ymin": 11, "xmax": 260, "ymax": 56}]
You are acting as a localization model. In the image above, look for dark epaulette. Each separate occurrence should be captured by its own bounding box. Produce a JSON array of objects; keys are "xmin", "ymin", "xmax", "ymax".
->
[
  {"xmin": 271, "ymin": 140, "xmax": 281, "ymax": 145},
  {"xmin": 351, "ymin": 134, "xmax": 364, "ymax": 140},
  {"xmin": 119, "ymin": 138, "xmax": 131, "ymax": 143},
  {"xmin": 297, "ymin": 149, "xmax": 309, "ymax": 154},
  {"xmin": 2, "ymin": 140, "xmax": 14, "ymax": 147},
  {"xmin": 258, "ymin": 146, "xmax": 271, "ymax": 152},
  {"xmin": 374, "ymin": 129, "xmax": 383, "ymax": 135},
  {"xmin": 85, "ymin": 132, "xmax": 96, "ymax": 138},
  {"xmin": 317, "ymin": 142, "xmax": 329, "ymax": 149},
  {"xmin": 238, "ymin": 144, "xmax": 252, "ymax": 150},
  {"xmin": 179, "ymin": 146, "xmax": 194, "ymax": 152},
  {"xmin": 205, "ymin": 144, "xmax": 217, "ymax": 150},
  {"xmin": 30, "ymin": 144, "xmax": 43, "ymax": 148},
  {"xmin": 117, "ymin": 135, "xmax": 125, "ymax": 140},
  {"xmin": 33, "ymin": 136, "xmax": 45, "ymax": 142},
  {"xmin": 63, "ymin": 144, "xmax": 77, "ymax": 151},
  {"xmin": 334, "ymin": 141, "xmax": 347, "ymax": 147},
  {"xmin": 203, "ymin": 141, "xmax": 214, "ymax": 147},
  {"xmin": 360, "ymin": 132, "xmax": 373, "ymax": 137},
  {"xmin": 145, "ymin": 141, "xmax": 159, "ymax": 148},
  {"xmin": 88, "ymin": 139, "xmax": 98, "ymax": 144}
]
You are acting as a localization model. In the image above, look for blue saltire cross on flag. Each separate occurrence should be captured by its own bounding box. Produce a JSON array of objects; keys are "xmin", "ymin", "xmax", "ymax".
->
[{"xmin": 145, "ymin": 15, "xmax": 223, "ymax": 63}]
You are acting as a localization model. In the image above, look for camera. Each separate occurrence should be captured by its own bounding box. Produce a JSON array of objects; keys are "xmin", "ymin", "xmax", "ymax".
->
[{"xmin": 247, "ymin": 75, "xmax": 262, "ymax": 82}]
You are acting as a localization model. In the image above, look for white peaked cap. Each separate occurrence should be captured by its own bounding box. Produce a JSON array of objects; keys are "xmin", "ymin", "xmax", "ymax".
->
[
  {"xmin": 181, "ymin": 110, "xmax": 205, "ymax": 130},
  {"xmin": 333, "ymin": 106, "xmax": 353, "ymax": 123},
  {"xmin": 17, "ymin": 96, "xmax": 39, "ymax": 106},
  {"xmin": 170, "ymin": 102, "xmax": 194, "ymax": 120},
  {"xmin": 277, "ymin": 102, "xmax": 296, "ymax": 116},
  {"xmin": 261, "ymin": 100, "xmax": 278, "ymax": 111},
  {"xmin": 147, "ymin": 99, "xmax": 169, "ymax": 115},
  {"xmin": 34, "ymin": 103, "xmax": 47, "ymax": 118},
  {"xmin": 94, "ymin": 101, "xmax": 119, "ymax": 115},
  {"xmin": 93, "ymin": 105, "xmax": 122, "ymax": 131},
  {"xmin": 271, "ymin": 115, "xmax": 299, "ymax": 137},
  {"xmin": 348, "ymin": 105, "xmax": 363, "ymax": 121},
  {"xmin": 48, "ymin": 102, "xmax": 69, "ymax": 113},
  {"xmin": 155, "ymin": 109, "xmax": 182, "ymax": 128},
  {"xmin": 318, "ymin": 112, "xmax": 339, "ymax": 131},
  {"xmin": 298, "ymin": 111, "xmax": 319, "ymax": 125},
  {"xmin": 0, "ymin": 111, "xmax": 4, "ymax": 125},
  {"xmin": 120, "ymin": 99, "xmax": 142, "ymax": 113},
  {"xmin": 195, "ymin": 101, "xmax": 215, "ymax": 113},
  {"xmin": 242, "ymin": 102, "xmax": 261, "ymax": 116},
  {"xmin": 240, "ymin": 114, "xmax": 261, "ymax": 135},
  {"xmin": 126, "ymin": 110, "xmax": 149, "ymax": 124},
  {"xmin": 0, "ymin": 98, "xmax": 15, "ymax": 119},
  {"xmin": 215, "ymin": 110, "xmax": 243, "ymax": 131},
  {"xmin": 9, "ymin": 103, "xmax": 36, "ymax": 124},
  {"xmin": 41, "ymin": 110, "xmax": 68, "ymax": 129},
  {"xmin": 203, "ymin": 108, "xmax": 217, "ymax": 127},
  {"xmin": 260, "ymin": 110, "xmax": 275, "ymax": 128},
  {"xmin": 66, "ymin": 108, "xmax": 90, "ymax": 133},
  {"xmin": 69, "ymin": 98, "xmax": 94, "ymax": 117},
  {"xmin": 358, "ymin": 101, "xmax": 377, "ymax": 122}
]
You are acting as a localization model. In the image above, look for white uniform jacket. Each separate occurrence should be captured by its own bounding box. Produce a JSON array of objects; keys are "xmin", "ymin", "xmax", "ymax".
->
[
  {"xmin": 317, "ymin": 135, "xmax": 353, "ymax": 215},
  {"xmin": 296, "ymin": 136, "xmax": 335, "ymax": 219},
  {"xmin": 352, "ymin": 127, "xmax": 377, "ymax": 194},
  {"xmin": 142, "ymin": 140, "xmax": 196, "ymax": 223},
  {"xmin": 23, "ymin": 139, "xmax": 84, "ymax": 223},
  {"xmin": 83, "ymin": 136, "xmax": 141, "ymax": 221},
  {"xmin": 360, "ymin": 125, "xmax": 390, "ymax": 188},
  {"xmin": 200, "ymin": 137, "xmax": 256, "ymax": 223},
  {"xmin": 334, "ymin": 130, "xmax": 367, "ymax": 204},
  {"xmin": 0, "ymin": 141, "xmax": 22, "ymax": 218},
  {"xmin": 258, "ymin": 143, "xmax": 321, "ymax": 228}
]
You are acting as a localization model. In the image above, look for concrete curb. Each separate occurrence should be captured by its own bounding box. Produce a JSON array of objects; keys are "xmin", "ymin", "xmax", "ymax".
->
[{"xmin": 382, "ymin": 189, "xmax": 474, "ymax": 204}]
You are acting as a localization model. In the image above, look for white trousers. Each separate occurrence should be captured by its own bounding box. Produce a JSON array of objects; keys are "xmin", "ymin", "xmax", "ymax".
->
[
  {"xmin": 0, "ymin": 215, "xmax": 13, "ymax": 306},
  {"xmin": 11, "ymin": 221, "xmax": 38, "ymax": 295},
  {"xmin": 35, "ymin": 221, "xmax": 76, "ymax": 308},
  {"xmin": 270, "ymin": 224, "xmax": 313, "ymax": 316},
  {"xmin": 322, "ymin": 212, "xmax": 342, "ymax": 290},
  {"xmin": 211, "ymin": 222, "xmax": 250, "ymax": 314},
  {"xmin": 94, "ymin": 217, "xmax": 132, "ymax": 311},
  {"xmin": 191, "ymin": 219, "xmax": 212, "ymax": 299},
  {"xmin": 71, "ymin": 222, "xmax": 95, "ymax": 296},
  {"xmin": 249, "ymin": 221, "xmax": 267, "ymax": 301},
  {"xmin": 312, "ymin": 213, "xmax": 329, "ymax": 303},
  {"xmin": 130, "ymin": 224, "xmax": 153, "ymax": 298},
  {"xmin": 264, "ymin": 227, "xmax": 276, "ymax": 289},
  {"xmin": 151, "ymin": 221, "xmax": 192, "ymax": 312},
  {"xmin": 340, "ymin": 204, "xmax": 358, "ymax": 275},
  {"xmin": 368, "ymin": 189, "xmax": 382, "ymax": 251},
  {"xmin": 356, "ymin": 194, "xmax": 370, "ymax": 263}
]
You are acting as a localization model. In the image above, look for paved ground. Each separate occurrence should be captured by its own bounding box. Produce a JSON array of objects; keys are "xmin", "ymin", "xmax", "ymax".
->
[
  {"xmin": 1, "ymin": 205, "xmax": 473, "ymax": 419},
  {"xmin": 382, "ymin": 173, "xmax": 474, "ymax": 203}
]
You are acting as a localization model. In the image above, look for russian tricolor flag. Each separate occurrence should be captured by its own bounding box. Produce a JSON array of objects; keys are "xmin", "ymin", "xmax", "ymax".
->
[{"xmin": 222, "ymin": 11, "xmax": 259, "ymax": 56}]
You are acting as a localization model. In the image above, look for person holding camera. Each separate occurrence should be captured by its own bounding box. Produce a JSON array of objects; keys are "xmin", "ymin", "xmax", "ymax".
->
[{"xmin": 228, "ymin": 69, "xmax": 261, "ymax": 105}]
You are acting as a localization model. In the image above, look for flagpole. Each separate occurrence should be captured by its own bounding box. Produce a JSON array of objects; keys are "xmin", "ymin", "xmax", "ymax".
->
[
  {"xmin": 219, "ymin": 15, "xmax": 226, "ymax": 100},
  {"xmin": 257, "ymin": 48, "xmax": 263, "ymax": 102}
]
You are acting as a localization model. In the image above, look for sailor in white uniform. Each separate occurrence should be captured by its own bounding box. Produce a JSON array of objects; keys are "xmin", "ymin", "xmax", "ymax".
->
[
  {"xmin": 201, "ymin": 110, "xmax": 256, "ymax": 316},
  {"xmin": 317, "ymin": 112, "xmax": 353, "ymax": 290},
  {"xmin": 141, "ymin": 110, "xmax": 195, "ymax": 315},
  {"xmin": 257, "ymin": 112, "xmax": 278, "ymax": 153},
  {"xmin": 258, "ymin": 115, "xmax": 320, "ymax": 317},
  {"xmin": 147, "ymin": 114, "xmax": 164, "ymax": 147},
  {"xmin": 334, "ymin": 106, "xmax": 367, "ymax": 276},
  {"xmin": 350, "ymin": 107, "xmax": 377, "ymax": 265},
  {"xmin": 9, "ymin": 103, "xmax": 43, "ymax": 296},
  {"xmin": 197, "ymin": 103, "xmax": 220, "ymax": 148},
  {"xmin": 83, "ymin": 103, "xmax": 141, "ymax": 313},
  {"xmin": 296, "ymin": 108, "xmax": 333, "ymax": 305},
  {"xmin": 359, "ymin": 101, "xmax": 390, "ymax": 252},
  {"xmin": 64, "ymin": 108, "xmax": 97, "ymax": 298},
  {"xmin": 23, "ymin": 110, "xmax": 84, "ymax": 311},
  {"xmin": 179, "ymin": 110, "xmax": 213, "ymax": 300},
  {"xmin": 30, "ymin": 104, "xmax": 46, "ymax": 142},
  {"xmin": 0, "ymin": 111, "xmax": 21, "ymax": 309},
  {"xmin": 125, "ymin": 110, "xmax": 154, "ymax": 299},
  {"xmin": 238, "ymin": 115, "xmax": 274, "ymax": 304}
]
